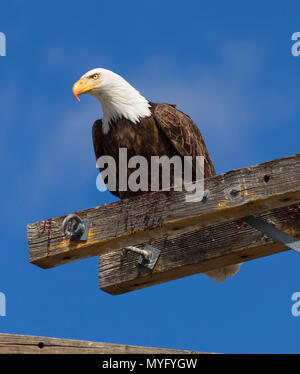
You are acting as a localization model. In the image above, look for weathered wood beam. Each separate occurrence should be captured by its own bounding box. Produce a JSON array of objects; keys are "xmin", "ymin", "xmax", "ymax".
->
[
  {"xmin": 28, "ymin": 153, "xmax": 300, "ymax": 269},
  {"xmin": 0, "ymin": 333, "xmax": 204, "ymax": 354},
  {"xmin": 99, "ymin": 204, "xmax": 300, "ymax": 294}
]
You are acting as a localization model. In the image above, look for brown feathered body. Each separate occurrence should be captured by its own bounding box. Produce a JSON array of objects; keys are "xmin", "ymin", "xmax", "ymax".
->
[{"xmin": 92, "ymin": 102, "xmax": 215, "ymax": 199}]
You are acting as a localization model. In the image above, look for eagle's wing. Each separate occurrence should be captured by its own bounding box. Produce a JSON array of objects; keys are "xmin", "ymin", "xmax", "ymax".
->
[
  {"xmin": 92, "ymin": 119, "xmax": 104, "ymax": 163},
  {"xmin": 92, "ymin": 119, "xmax": 121, "ymax": 199},
  {"xmin": 154, "ymin": 104, "xmax": 242, "ymax": 282},
  {"xmin": 153, "ymin": 103, "xmax": 216, "ymax": 179}
]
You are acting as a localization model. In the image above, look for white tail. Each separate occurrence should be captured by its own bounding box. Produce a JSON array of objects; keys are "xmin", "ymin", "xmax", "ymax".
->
[{"xmin": 203, "ymin": 263, "xmax": 242, "ymax": 282}]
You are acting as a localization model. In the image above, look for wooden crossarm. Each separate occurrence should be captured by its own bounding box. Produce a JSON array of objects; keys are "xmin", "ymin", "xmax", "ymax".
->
[
  {"xmin": 27, "ymin": 153, "xmax": 300, "ymax": 270},
  {"xmin": 99, "ymin": 204, "xmax": 300, "ymax": 294}
]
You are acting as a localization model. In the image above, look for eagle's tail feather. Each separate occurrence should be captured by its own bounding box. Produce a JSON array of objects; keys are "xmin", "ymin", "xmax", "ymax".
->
[{"xmin": 202, "ymin": 263, "xmax": 242, "ymax": 283}]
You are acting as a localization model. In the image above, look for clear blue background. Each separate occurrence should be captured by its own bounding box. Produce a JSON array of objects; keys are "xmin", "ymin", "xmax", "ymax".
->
[{"xmin": 1, "ymin": 0, "xmax": 300, "ymax": 353}]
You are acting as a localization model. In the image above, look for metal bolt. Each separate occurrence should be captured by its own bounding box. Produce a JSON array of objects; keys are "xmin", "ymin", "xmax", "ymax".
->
[
  {"xmin": 122, "ymin": 246, "xmax": 152, "ymax": 261},
  {"xmin": 61, "ymin": 214, "xmax": 90, "ymax": 241},
  {"xmin": 120, "ymin": 244, "xmax": 160, "ymax": 270}
]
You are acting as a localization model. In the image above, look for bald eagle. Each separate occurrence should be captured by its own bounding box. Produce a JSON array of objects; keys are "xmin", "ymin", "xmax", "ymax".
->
[{"xmin": 72, "ymin": 68, "xmax": 241, "ymax": 282}]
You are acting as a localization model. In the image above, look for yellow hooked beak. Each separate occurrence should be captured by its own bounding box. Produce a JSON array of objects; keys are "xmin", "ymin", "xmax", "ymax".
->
[{"xmin": 72, "ymin": 79, "xmax": 99, "ymax": 101}]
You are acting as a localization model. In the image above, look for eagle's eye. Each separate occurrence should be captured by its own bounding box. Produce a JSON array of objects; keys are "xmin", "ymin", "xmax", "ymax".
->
[{"xmin": 91, "ymin": 73, "xmax": 100, "ymax": 80}]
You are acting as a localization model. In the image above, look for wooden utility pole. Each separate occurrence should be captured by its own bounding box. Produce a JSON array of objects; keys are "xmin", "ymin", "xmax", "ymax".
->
[{"xmin": 0, "ymin": 334, "xmax": 205, "ymax": 354}]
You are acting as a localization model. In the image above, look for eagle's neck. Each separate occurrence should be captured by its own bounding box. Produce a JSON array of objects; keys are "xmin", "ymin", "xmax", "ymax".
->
[{"xmin": 91, "ymin": 80, "xmax": 151, "ymax": 134}]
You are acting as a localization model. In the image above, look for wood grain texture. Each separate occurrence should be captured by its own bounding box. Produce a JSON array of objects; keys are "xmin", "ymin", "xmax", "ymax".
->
[
  {"xmin": 28, "ymin": 153, "xmax": 300, "ymax": 269},
  {"xmin": 99, "ymin": 203, "xmax": 300, "ymax": 294},
  {"xmin": 0, "ymin": 334, "xmax": 205, "ymax": 354}
]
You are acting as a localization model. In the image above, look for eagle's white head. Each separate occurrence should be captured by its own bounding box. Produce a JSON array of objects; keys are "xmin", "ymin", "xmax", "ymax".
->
[{"xmin": 73, "ymin": 68, "xmax": 151, "ymax": 133}]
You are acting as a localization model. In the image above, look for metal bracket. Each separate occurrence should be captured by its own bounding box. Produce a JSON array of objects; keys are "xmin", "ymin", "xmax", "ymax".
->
[
  {"xmin": 62, "ymin": 214, "xmax": 90, "ymax": 241},
  {"xmin": 243, "ymin": 215, "xmax": 300, "ymax": 254},
  {"xmin": 121, "ymin": 244, "xmax": 161, "ymax": 270}
]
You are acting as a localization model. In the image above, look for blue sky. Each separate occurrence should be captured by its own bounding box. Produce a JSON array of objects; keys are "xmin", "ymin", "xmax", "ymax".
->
[{"xmin": 1, "ymin": 0, "xmax": 300, "ymax": 353}]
